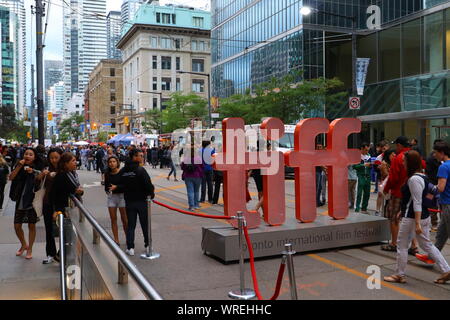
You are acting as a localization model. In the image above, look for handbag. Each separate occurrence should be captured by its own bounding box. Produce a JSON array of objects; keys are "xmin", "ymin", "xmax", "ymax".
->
[{"xmin": 32, "ymin": 175, "xmax": 46, "ymax": 218}]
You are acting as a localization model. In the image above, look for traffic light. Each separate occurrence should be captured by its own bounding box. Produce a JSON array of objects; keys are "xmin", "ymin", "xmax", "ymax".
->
[
  {"xmin": 47, "ymin": 112, "xmax": 53, "ymax": 121},
  {"xmin": 27, "ymin": 132, "xmax": 31, "ymax": 139},
  {"xmin": 124, "ymin": 116, "xmax": 129, "ymax": 126},
  {"xmin": 92, "ymin": 123, "xmax": 98, "ymax": 130}
]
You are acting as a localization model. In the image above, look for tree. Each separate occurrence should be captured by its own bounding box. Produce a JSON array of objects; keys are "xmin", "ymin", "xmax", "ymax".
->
[
  {"xmin": 218, "ymin": 71, "xmax": 347, "ymax": 124},
  {"xmin": 142, "ymin": 109, "xmax": 163, "ymax": 134},
  {"xmin": 58, "ymin": 114, "xmax": 85, "ymax": 141},
  {"xmin": 162, "ymin": 92, "xmax": 208, "ymax": 133},
  {"xmin": 97, "ymin": 131, "xmax": 108, "ymax": 143}
]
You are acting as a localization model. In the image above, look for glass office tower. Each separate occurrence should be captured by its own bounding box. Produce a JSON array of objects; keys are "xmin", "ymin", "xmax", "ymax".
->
[{"xmin": 211, "ymin": 0, "xmax": 450, "ymax": 152}]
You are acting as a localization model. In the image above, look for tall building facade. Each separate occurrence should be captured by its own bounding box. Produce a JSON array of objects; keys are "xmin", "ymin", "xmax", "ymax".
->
[
  {"xmin": 0, "ymin": 5, "xmax": 20, "ymax": 122},
  {"xmin": 87, "ymin": 59, "xmax": 123, "ymax": 136},
  {"xmin": 121, "ymin": 0, "xmax": 146, "ymax": 34},
  {"xmin": 0, "ymin": 0, "xmax": 25, "ymax": 119},
  {"xmin": 107, "ymin": 11, "xmax": 122, "ymax": 60},
  {"xmin": 211, "ymin": 0, "xmax": 450, "ymax": 153},
  {"xmin": 63, "ymin": 0, "xmax": 107, "ymax": 104},
  {"xmin": 44, "ymin": 60, "xmax": 63, "ymax": 111},
  {"xmin": 116, "ymin": 3, "xmax": 211, "ymax": 134}
]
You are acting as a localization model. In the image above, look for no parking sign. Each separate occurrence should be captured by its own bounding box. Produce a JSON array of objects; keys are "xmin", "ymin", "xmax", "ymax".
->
[{"xmin": 349, "ymin": 97, "xmax": 361, "ymax": 110}]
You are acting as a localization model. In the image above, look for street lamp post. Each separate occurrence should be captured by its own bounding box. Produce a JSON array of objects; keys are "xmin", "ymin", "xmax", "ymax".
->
[
  {"xmin": 177, "ymin": 71, "xmax": 212, "ymax": 128},
  {"xmin": 301, "ymin": 6, "xmax": 358, "ymax": 147}
]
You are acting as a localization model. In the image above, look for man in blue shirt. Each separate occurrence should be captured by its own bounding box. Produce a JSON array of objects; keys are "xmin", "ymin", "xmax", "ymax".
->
[
  {"xmin": 200, "ymin": 141, "xmax": 215, "ymax": 203},
  {"xmin": 434, "ymin": 141, "xmax": 450, "ymax": 251}
]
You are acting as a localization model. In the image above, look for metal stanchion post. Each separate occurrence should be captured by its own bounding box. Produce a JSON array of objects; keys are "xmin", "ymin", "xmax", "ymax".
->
[
  {"xmin": 228, "ymin": 211, "xmax": 256, "ymax": 300},
  {"xmin": 58, "ymin": 213, "xmax": 67, "ymax": 300},
  {"xmin": 140, "ymin": 199, "xmax": 160, "ymax": 260},
  {"xmin": 283, "ymin": 243, "xmax": 298, "ymax": 300}
]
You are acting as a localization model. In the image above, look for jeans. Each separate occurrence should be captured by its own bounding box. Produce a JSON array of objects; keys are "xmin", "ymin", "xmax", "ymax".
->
[
  {"xmin": 435, "ymin": 204, "xmax": 450, "ymax": 251},
  {"xmin": 397, "ymin": 217, "xmax": 450, "ymax": 276},
  {"xmin": 0, "ymin": 181, "xmax": 5, "ymax": 209},
  {"xmin": 168, "ymin": 161, "xmax": 177, "ymax": 178},
  {"xmin": 87, "ymin": 159, "xmax": 95, "ymax": 171},
  {"xmin": 43, "ymin": 202, "xmax": 57, "ymax": 257},
  {"xmin": 200, "ymin": 170, "xmax": 213, "ymax": 202},
  {"xmin": 316, "ymin": 171, "xmax": 322, "ymax": 205},
  {"xmin": 321, "ymin": 172, "xmax": 327, "ymax": 203},
  {"xmin": 348, "ymin": 179, "xmax": 357, "ymax": 208},
  {"xmin": 213, "ymin": 172, "xmax": 223, "ymax": 204},
  {"xmin": 185, "ymin": 177, "xmax": 201, "ymax": 209},
  {"xmin": 126, "ymin": 200, "xmax": 149, "ymax": 250}
]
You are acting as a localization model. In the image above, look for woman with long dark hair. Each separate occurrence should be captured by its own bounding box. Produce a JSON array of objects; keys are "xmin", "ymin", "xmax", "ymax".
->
[
  {"xmin": 384, "ymin": 150, "xmax": 450, "ymax": 284},
  {"xmin": 104, "ymin": 155, "xmax": 128, "ymax": 245},
  {"xmin": 51, "ymin": 152, "xmax": 84, "ymax": 214},
  {"xmin": 37, "ymin": 148, "xmax": 63, "ymax": 264},
  {"xmin": 8, "ymin": 148, "xmax": 44, "ymax": 260}
]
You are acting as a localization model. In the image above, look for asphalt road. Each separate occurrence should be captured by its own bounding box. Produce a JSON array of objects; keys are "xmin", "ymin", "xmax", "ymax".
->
[{"xmin": 2, "ymin": 165, "xmax": 450, "ymax": 300}]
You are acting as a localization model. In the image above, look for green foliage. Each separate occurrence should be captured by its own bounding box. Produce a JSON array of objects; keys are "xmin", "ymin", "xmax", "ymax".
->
[
  {"xmin": 219, "ymin": 71, "xmax": 348, "ymax": 124},
  {"xmin": 58, "ymin": 114, "xmax": 85, "ymax": 141},
  {"xmin": 162, "ymin": 92, "xmax": 208, "ymax": 133},
  {"xmin": 0, "ymin": 106, "xmax": 30, "ymax": 143},
  {"xmin": 97, "ymin": 131, "xmax": 108, "ymax": 143},
  {"xmin": 142, "ymin": 109, "xmax": 163, "ymax": 134}
]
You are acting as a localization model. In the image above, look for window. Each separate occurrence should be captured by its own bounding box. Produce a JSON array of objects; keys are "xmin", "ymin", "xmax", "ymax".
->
[
  {"xmin": 424, "ymin": 12, "xmax": 444, "ymax": 73},
  {"xmin": 156, "ymin": 12, "xmax": 161, "ymax": 23},
  {"xmin": 161, "ymin": 56, "xmax": 172, "ymax": 70},
  {"xmin": 176, "ymin": 57, "xmax": 181, "ymax": 70},
  {"xmin": 153, "ymin": 77, "xmax": 158, "ymax": 90},
  {"xmin": 193, "ymin": 17, "xmax": 204, "ymax": 28},
  {"xmin": 176, "ymin": 78, "xmax": 181, "ymax": 91},
  {"xmin": 110, "ymin": 106, "xmax": 115, "ymax": 115},
  {"xmin": 162, "ymin": 78, "xmax": 171, "ymax": 91},
  {"xmin": 152, "ymin": 56, "xmax": 158, "ymax": 69},
  {"xmin": 175, "ymin": 38, "xmax": 181, "ymax": 49},
  {"xmin": 402, "ymin": 19, "xmax": 421, "ymax": 77},
  {"xmin": 111, "ymin": 119, "xmax": 116, "ymax": 129},
  {"xmin": 192, "ymin": 79, "xmax": 205, "ymax": 93},
  {"xmin": 192, "ymin": 59, "xmax": 204, "ymax": 72},
  {"xmin": 110, "ymin": 93, "xmax": 116, "ymax": 102},
  {"xmin": 110, "ymin": 68, "xmax": 115, "ymax": 76},
  {"xmin": 191, "ymin": 40, "xmax": 198, "ymax": 51},
  {"xmin": 161, "ymin": 37, "xmax": 172, "ymax": 49},
  {"xmin": 151, "ymin": 37, "xmax": 158, "ymax": 48},
  {"xmin": 379, "ymin": 25, "xmax": 400, "ymax": 81},
  {"xmin": 110, "ymin": 81, "xmax": 116, "ymax": 90},
  {"xmin": 199, "ymin": 41, "xmax": 206, "ymax": 51},
  {"xmin": 172, "ymin": 14, "xmax": 176, "ymax": 24}
]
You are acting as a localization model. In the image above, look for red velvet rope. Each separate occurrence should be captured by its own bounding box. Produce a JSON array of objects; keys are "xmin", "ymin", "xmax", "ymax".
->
[
  {"xmin": 152, "ymin": 198, "xmax": 286, "ymax": 300},
  {"xmin": 152, "ymin": 200, "xmax": 232, "ymax": 220}
]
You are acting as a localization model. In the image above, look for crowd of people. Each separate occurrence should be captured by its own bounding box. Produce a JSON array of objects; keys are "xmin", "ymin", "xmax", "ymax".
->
[
  {"xmin": 343, "ymin": 136, "xmax": 450, "ymax": 284},
  {"xmin": 2, "ymin": 135, "xmax": 450, "ymax": 285}
]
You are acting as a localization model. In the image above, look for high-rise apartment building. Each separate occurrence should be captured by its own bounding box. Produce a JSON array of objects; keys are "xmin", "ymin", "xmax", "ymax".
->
[
  {"xmin": 107, "ymin": 11, "xmax": 122, "ymax": 60},
  {"xmin": 0, "ymin": 0, "xmax": 25, "ymax": 119},
  {"xmin": 121, "ymin": 0, "xmax": 146, "ymax": 34},
  {"xmin": 0, "ymin": 6, "xmax": 20, "ymax": 122},
  {"xmin": 44, "ymin": 60, "xmax": 63, "ymax": 111},
  {"xmin": 63, "ymin": 0, "xmax": 107, "ymax": 103}
]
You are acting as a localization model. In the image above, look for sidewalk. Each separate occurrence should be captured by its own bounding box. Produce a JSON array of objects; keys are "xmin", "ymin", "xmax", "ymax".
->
[{"xmin": 0, "ymin": 182, "xmax": 60, "ymax": 300}]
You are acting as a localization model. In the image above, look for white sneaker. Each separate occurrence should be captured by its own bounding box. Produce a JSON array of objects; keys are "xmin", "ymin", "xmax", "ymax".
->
[
  {"xmin": 125, "ymin": 248, "xmax": 135, "ymax": 256},
  {"xmin": 42, "ymin": 256, "xmax": 54, "ymax": 264}
]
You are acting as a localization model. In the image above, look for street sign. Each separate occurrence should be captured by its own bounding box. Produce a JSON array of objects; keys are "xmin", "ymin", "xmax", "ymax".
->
[
  {"xmin": 23, "ymin": 121, "xmax": 31, "ymax": 126},
  {"xmin": 103, "ymin": 123, "xmax": 112, "ymax": 126},
  {"xmin": 211, "ymin": 113, "xmax": 220, "ymax": 119},
  {"xmin": 349, "ymin": 97, "xmax": 361, "ymax": 110}
]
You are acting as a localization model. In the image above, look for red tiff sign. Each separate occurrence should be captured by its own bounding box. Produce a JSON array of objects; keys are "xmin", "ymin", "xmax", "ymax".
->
[{"xmin": 213, "ymin": 117, "xmax": 361, "ymax": 229}]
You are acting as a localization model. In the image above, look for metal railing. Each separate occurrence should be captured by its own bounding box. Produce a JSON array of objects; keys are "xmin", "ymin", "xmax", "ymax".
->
[{"xmin": 69, "ymin": 195, "xmax": 163, "ymax": 300}]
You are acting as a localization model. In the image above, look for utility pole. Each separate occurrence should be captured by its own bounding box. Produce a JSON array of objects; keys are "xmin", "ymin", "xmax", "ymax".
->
[
  {"xmin": 30, "ymin": 64, "xmax": 35, "ymax": 142},
  {"xmin": 35, "ymin": 0, "xmax": 45, "ymax": 145}
]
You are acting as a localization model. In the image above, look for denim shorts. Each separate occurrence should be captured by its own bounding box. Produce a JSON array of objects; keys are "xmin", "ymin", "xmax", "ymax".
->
[{"xmin": 107, "ymin": 193, "xmax": 126, "ymax": 208}]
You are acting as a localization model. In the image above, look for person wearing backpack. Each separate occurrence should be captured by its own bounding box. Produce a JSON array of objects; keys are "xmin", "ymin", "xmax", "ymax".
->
[{"xmin": 384, "ymin": 150, "xmax": 450, "ymax": 284}]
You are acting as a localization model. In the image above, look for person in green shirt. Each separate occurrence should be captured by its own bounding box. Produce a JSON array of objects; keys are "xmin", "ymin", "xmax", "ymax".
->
[{"xmin": 354, "ymin": 143, "xmax": 372, "ymax": 213}]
